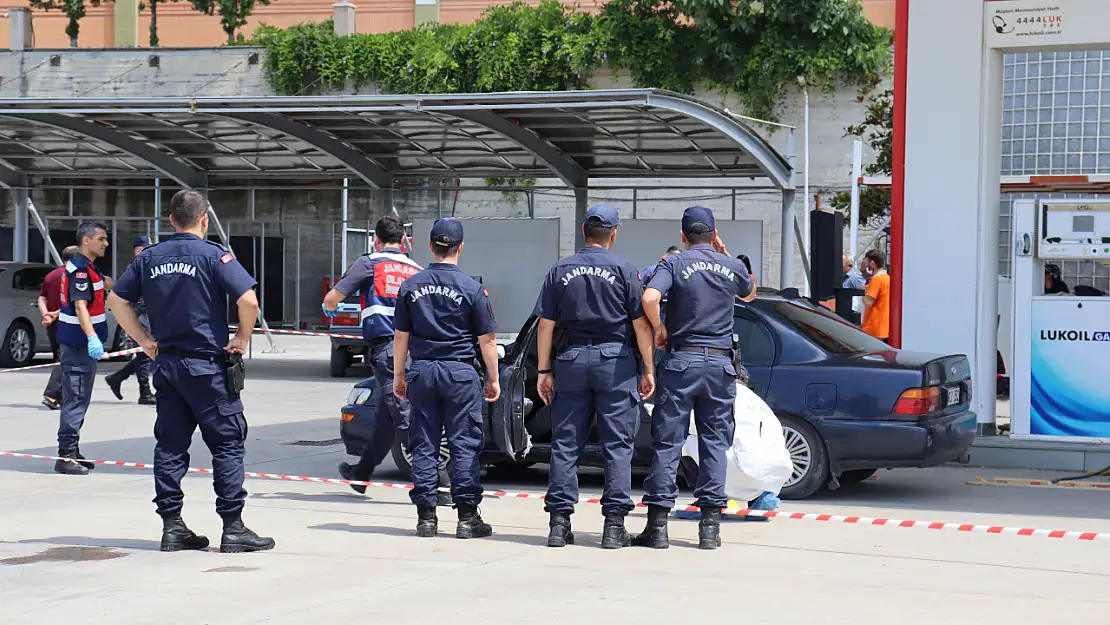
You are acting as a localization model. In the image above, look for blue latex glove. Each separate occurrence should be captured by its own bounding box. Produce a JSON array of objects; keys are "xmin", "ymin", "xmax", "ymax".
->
[
  {"xmin": 87, "ymin": 335, "xmax": 105, "ymax": 360},
  {"xmin": 321, "ymin": 302, "xmax": 338, "ymax": 319}
]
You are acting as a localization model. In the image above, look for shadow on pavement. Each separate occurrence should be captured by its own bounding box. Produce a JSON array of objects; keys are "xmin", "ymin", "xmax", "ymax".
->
[
  {"xmin": 18, "ymin": 536, "xmax": 163, "ymax": 552},
  {"xmin": 251, "ymin": 491, "xmax": 409, "ymax": 506},
  {"xmin": 309, "ymin": 522, "xmax": 549, "ymax": 546}
]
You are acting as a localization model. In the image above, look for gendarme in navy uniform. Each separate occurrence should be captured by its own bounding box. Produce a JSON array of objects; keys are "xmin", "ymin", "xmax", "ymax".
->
[
  {"xmin": 535, "ymin": 204, "xmax": 656, "ymax": 549},
  {"xmin": 393, "ymin": 218, "xmax": 500, "ymax": 539},
  {"xmin": 108, "ymin": 190, "xmax": 275, "ymax": 554},
  {"xmin": 322, "ymin": 215, "xmax": 452, "ymax": 505},
  {"xmin": 633, "ymin": 205, "xmax": 756, "ymax": 550}
]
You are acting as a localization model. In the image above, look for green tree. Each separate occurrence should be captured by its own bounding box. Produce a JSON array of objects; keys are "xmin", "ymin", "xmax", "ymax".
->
[
  {"xmin": 28, "ymin": 0, "xmax": 105, "ymax": 47},
  {"xmin": 139, "ymin": 0, "xmax": 180, "ymax": 47},
  {"xmin": 189, "ymin": 0, "xmax": 271, "ymax": 45},
  {"xmin": 832, "ymin": 86, "xmax": 893, "ymax": 222}
]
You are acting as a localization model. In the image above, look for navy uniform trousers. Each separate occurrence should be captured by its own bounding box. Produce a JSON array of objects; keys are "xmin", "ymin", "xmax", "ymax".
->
[
  {"xmin": 357, "ymin": 339, "xmax": 450, "ymax": 486},
  {"xmin": 406, "ymin": 359, "xmax": 483, "ymax": 508},
  {"xmin": 642, "ymin": 349, "xmax": 737, "ymax": 509},
  {"xmin": 152, "ymin": 354, "xmax": 248, "ymax": 517},
  {"xmin": 58, "ymin": 344, "xmax": 97, "ymax": 451},
  {"xmin": 114, "ymin": 313, "xmax": 153, "ymax": 385},
  {"xmin": 546, "ymin": 342, "xmax": 640, "ymax": 516}
]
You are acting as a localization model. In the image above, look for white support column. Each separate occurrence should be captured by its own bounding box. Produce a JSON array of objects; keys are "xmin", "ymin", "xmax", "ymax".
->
[
  {"xmin": 332, "ymin": 1, "xmax": 357, "ymax": 36},
  {"xmin": 341, "ymin": 178, "xmax": 349, "ymax": 269},
  {"xmin": 12, "ymin": 188, "xmax": 29, "ymax": 262},
  {"xmin": 849, "ymin": 140, "xmax": 863, "ymax": 261},
  {"xmin": 1009, "ymin": 199, "xmax": 1037, "ymax": 437},
  {"xmin": 574, "ymin": 187, "xmax": 588, "ymax": 251},
  {"xmin": 780, "ymin": 189, "xmax": 796, "ymax": 289},
  {"xmin": 973, "ymin": 47, "xmax": 1005, "ymax": 431}
]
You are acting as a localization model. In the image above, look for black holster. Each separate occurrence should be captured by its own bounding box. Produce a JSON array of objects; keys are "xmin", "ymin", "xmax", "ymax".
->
[
  {"xmin": 226, "ymin": 353, "xmax": 246, "ymax": 395},
  {"xmin": 553, "ymin": 324, "xmax": 570, "ymax": 352},
  {"xmin": 731, "ymin": 337, "xmax": 750, "ymax": 387}
]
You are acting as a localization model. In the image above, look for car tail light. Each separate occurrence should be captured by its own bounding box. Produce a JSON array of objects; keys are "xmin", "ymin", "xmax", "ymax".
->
[
  {"xmin": 332, "ymin": 314, "xmax": 359, "ymax": 327},
  {"xmin": 341, "ymin": 412, "xmax": 355, "ymax": 422},
  {"xmin": 965, "ymin": 379, "xmax": 973, "ymax": 402},
  {"xmin": 893, "ymin": 387, "xmax": 940, "ymax": 416}
]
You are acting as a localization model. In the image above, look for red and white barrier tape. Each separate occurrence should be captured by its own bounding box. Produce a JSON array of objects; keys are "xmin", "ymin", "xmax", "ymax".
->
[
  {"xmin": 2, "ymin": 450, "xmax": 1107, "ymax": 542},
  {"xmin": 0, "ymin": 346, "xmax": 144, "ymax": 373}
]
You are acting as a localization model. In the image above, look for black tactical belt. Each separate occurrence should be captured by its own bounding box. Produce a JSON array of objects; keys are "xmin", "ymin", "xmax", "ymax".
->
[
  {"xmin": 674, "ymin": 345, "xmax": 732, "ymax": 357},
  {"xmin": 158, "ymin": 346, "xmax": 229, "ymax": 362},
  {"xmin": 413, "ymin": 357, "xmax": 473, "ymax": 363}
]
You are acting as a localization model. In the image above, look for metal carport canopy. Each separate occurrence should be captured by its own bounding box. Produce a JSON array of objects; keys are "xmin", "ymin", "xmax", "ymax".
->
[{"xmin": 0, "ymin": 88, "xmax": 798, "ymax": 279}]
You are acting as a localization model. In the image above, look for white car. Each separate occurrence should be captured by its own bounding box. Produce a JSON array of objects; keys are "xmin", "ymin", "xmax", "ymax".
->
[{"xmin": 0, "ymin": 262, "xmax": 126, "ymax": 368}]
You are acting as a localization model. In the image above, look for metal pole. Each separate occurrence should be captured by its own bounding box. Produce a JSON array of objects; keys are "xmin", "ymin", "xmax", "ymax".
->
[
  {"xmin": 849, "ymin": 140, "xmax": 863, "ymax": 262},
  {"xmin": 574, "ymin": 187, "xmax": 588, "ymax": 250},
  {"xmin": 260, "ymin": 221, "xmax": 266, "ymax": 325},
  {"xmin": 331, "ymin": 221, "xmax": 336, "ymax": 289},
  {"xmin": 793, "ymin": 213, "xmax": 812, "ymax": 287},
  {"xmin": 206, "ymin": 202, "xmax": 280, "ymax": 352},
  {"xmin": 13, "ymin": 187, "xmax": 29, "ymax": 262},
  {"xmin": 154, "ymin": 178, "xmax": 161, "ymax": 242},
  {"xmin": 341, "ymin": 178, "xmax": 349, "ymax": 269},
  {"xmin": 779, "ymin": 128, "xmax": 797, "ymax": 290},
  {"xmin": 111, "ymin": 219, "xmax": 118, "ymax": 277},
  {"xmin": 248, "ymin": 187, "xmax": 256, "ymax": 221},
  {"xmin": 802, "ymin": 88, "xmax": 811, "ymax": 297},
  {"xmin": 27, "ymin": 199, "xmax": 62, "ymax": 265},
  {"xmin": 68, "ymin": 188, "xmax": 74, "ymax": 217},
  {"xmin": 295, "ymin": 223, "xmax": 302, "ymax": 330},
  {"xmin": 632, "ymin": 188, "xmax": 638, "ymax": 220},
  {"xmin": 731, "ymin": 188, "xmax": 736, "ymax": 221}
]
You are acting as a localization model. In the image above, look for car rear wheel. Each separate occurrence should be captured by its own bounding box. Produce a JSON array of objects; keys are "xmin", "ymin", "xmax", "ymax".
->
[
  {"xmin": 390, "ymin": 433, "xmax": 452, "ymax": 477},
  {"xmin": 778, "ymin": 415, "xmax": 829, "ymax": 500},
  {"xmin": 1, "ymin": 320, "xmax": 35, "ymax": 368}
]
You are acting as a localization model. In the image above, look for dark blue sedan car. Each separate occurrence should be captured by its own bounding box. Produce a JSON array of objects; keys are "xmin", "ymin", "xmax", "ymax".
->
[{"xmin": 340, "ymin": 290, "xmax": 977, "ymax": 500}]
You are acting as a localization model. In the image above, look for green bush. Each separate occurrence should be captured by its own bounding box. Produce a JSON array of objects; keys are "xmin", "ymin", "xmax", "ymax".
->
[{"xmin": 247, "ymin": 0, "xmax": 891, "ymax": 122}]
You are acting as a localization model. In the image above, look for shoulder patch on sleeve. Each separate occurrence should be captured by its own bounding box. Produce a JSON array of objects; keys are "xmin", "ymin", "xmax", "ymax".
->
[
  {"xmin": 483, "ymin": 288, "xmax": 489, "ymax": 297},
  {"xmin": 220, "ymin": 253, "xmax": 234, "ymax": 264}
]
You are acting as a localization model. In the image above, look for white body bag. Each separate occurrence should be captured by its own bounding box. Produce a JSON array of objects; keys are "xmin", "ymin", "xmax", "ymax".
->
[{"xmin": 680, "ymin": 382, "xmax": 793, "ymax": 503}]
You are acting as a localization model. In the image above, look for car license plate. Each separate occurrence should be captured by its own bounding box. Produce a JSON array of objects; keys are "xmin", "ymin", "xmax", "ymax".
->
[{"xmin": 946, "ymin": 386, "xmax": 961, "ymax": 405}]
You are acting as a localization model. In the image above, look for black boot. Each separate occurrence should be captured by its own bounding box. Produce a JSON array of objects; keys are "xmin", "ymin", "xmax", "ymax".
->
[
  {"xmin": 601, "ymin": 513, "xmax": 632, "ymax": 550},
  {"xmin": 455, "ymin": 503, "xmax": 492, "ymax": 539},
  {"xmin": 160, "ymin": 514, "xmax": 210, "ymax": 552},
  {"xmin": 338, "ymin": 462, "xmax": 369, "ymax": 495},
  {"xmin": 416, "ymin": 505, "xmax": 438, "ymax": 538},
  {"xmin": 546, "ymin": 511, "xmax": 574, "ymax": 548},
  {"xmin": 698, "ymin": 507, "xmax": 722, "ymax": 550},
  {"xmin": 105, "ymin": 372, "xmax": 124, "ymax": 401},
  {"xmin": 219, "ymin": 512, "xmax": 275, "ymax": 553},
  {"xmin": 53, "ymin": 449, "xmax": 89, "ymax": 476},
  {"xmin": 631, "ymin": 504, "xmax": 670, "ymax": 549},
  {"xmin": 137, "ymin": 381, "xmax": 156, "ymax": 405},
  {"xmin": 74, "ymin": 447, "xmax": 95, "ymax": 471}
]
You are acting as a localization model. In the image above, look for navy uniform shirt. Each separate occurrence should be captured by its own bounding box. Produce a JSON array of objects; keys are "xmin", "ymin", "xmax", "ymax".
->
[
  {"xmin": 646, "ymin": 244, "xmax": 754, "ymax": 349},
  {"xmin": 111, "ymin": 233, "xmax": 258, "ymax": 354},
  {"xmin": 539, "ymin": 246, "xmax": 644, "ymax": 344},
  {"xmin": 394, "ymin": 263, "xmax": 496, "ymax": 360}
]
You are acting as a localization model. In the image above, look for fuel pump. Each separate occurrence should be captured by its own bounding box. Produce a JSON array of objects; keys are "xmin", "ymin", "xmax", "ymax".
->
[{"xmin": 1009, "ymin": 199, "xmax": 1110, "ymax": 441}]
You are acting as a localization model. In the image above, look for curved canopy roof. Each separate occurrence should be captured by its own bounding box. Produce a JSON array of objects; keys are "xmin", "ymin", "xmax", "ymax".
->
[{"xmin": 0, "ymin": 89, "xmax": 794, "ymax": 191}]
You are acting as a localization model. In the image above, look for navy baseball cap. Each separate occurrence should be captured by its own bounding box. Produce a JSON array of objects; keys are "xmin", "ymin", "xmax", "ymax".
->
[
  {"xmin": 681, "ymin": 206, "xmax": 716, "ymax": 234},
  {"xmin": 584, "ymin": 204, "xmax": 622, "ymax": 228},
  {"xmin": 132, "ymin": 236, "xmax": 151, "ymax": 248},
  {"xmin": 430, "ymin": 218, "xmax": 464, "ymax": 247}
]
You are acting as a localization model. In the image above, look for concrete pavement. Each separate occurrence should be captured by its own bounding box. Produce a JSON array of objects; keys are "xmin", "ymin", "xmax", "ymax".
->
[{"xmin": 2, "ymin": 337, "xmax": 1109, "ymax": 624}]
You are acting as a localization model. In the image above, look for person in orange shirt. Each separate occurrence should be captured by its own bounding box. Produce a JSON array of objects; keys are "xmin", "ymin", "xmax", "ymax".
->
[{"xmin": 861, "ymin": 249, "xmax": 890, "ymax": 344}]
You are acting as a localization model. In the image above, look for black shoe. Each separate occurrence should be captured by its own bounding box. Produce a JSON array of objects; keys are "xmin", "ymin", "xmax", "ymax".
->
[
  {"xmin": 416, "ymin": 505, "xmax": 438, "ymax": 538},
  {"xmin": 601, "ymin": 513, "xmax": 632, "ymax": 550},
  {"xmin": 160, "ymin": 515, "xmax": 210, "ymax": 552},
  {"xmin": 632, "ymin": 504, "xmax": 670, "ymax": 549},
  {"xmin": 74, "ymin": 447, "xmax": 95, "ymax": 471},
  {"xmin": 137, "ymin": 392, "xmax": 156, "ymax": 406},
  {"xmin": 338, "ymin": 462, "xmax": 368, "ymax": 495},
  {"xmin": 53, "ymin": 449, "xmax": 89, "ymax": 476},
  {"xmin": 42, "ymin": 397, "xmax": 59, "ymax": 410},
  {"xmin": 105, "ymin": 373, "xmax": 124, "ymax": 401},
  {"xmin": 455, "ymin": 503, "xmax": 492, "ymax": 539},
  {"xmin": 436, "ymin": 490, "xmax": 454, "ymax": 507},
  {"xmin": 219, "ymin": 513, "xmax": 275, "ymax": 553},
  {"xmin": 547, "ymin": 511, "xmax": 574, "ymax": 548},
  {"xmin": 698, "ymin": 507, "xmax": 722, "ymax": 550}
]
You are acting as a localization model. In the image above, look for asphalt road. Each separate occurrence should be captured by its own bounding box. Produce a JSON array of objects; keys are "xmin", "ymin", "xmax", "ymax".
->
[{"xmin": 2, "ymin": 336, "xmax": 1109, "ymax": 624}]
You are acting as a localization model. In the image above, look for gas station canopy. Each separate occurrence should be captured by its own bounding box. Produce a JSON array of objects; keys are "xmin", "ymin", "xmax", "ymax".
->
[{"xmin": 0, "ymin": 89, "xmax": 794, "ymax": 191}]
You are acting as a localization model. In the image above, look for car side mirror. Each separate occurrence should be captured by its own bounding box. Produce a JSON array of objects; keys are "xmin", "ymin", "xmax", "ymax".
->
[{"xmin": 496, "ymin": 344, "xmax": 506, "ymax": 359}]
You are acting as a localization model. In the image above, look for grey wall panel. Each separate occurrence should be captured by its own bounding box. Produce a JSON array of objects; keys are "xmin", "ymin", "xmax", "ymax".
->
[
  {"xmin": 609, "ymin": 219, "xmax": 764, "ymax": 284},
  {"xmin": 411, "ymin": 217, "xmax": 561, "ymax": 334}
]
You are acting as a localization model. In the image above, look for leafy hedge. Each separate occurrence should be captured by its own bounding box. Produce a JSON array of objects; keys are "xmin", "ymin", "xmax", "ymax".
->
[{"xmin": 246, "ymin": 0, "xmax": 890, "ymax": 122}]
